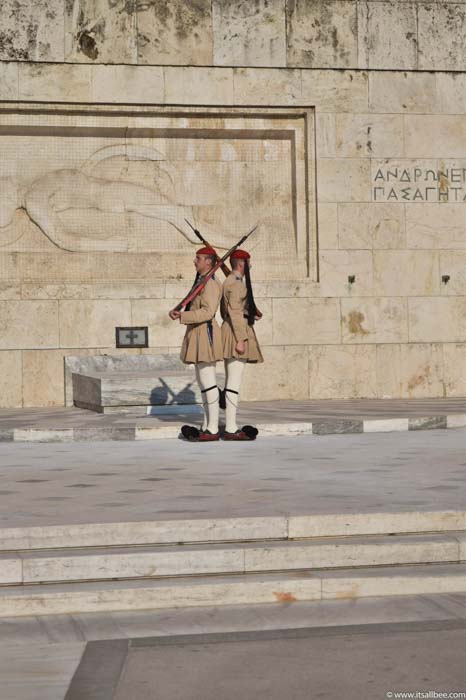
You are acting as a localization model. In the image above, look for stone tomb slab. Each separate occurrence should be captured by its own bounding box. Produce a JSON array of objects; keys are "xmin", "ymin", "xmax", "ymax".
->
[{"xmin": 72, "ymin": 369, "xmax": 201, "ymax": 413}]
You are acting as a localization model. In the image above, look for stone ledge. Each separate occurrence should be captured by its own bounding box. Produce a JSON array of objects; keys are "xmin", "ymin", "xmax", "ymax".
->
[{"xmin": 0, "ymin": 413, "xmax": 463, "ymax": 443}]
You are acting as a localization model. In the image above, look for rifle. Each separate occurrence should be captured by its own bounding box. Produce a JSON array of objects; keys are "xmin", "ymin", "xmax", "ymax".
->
[
  {"xmin": 171, "ymin": 225, "xmax": 258, "ymax": 313},
  {"xmin": 184, "ymin": 219, "xmax": 262, "ymax": 319},
  {"xmin": 185, "ymin": 219, "xmax": 231, "ymax": 277}
]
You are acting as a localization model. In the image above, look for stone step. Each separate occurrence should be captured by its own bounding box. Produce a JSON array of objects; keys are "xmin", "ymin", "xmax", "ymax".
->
[
  {"xmin": 1, "ymin": 533, "xmax": 464, "ymax": 585},
  {"xmin": 2, "ymin": 563, "xmax": 466, "ymax": 617},
  {"xmin": 3, "ymin": 511, "xmax": 466, "ymax": 551}
]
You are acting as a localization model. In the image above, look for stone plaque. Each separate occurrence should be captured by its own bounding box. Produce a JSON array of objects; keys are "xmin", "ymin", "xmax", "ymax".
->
[{"xmin": 0, "ymin": 104, "xmax": 316, "ymax": 281}]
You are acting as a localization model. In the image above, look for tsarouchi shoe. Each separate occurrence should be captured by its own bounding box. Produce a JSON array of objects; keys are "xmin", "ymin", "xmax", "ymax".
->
[
  {"xmin": 199, "ymin": 429, "xmax": 220, "ymax": 442},
  {"xmin": 222, "ymin": 426, "xmax": 258, "ymax": 441}
]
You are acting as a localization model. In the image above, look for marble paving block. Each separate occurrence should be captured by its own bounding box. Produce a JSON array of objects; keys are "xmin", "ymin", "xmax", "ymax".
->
[
  {"xmin": 13, "ymin": 429, "xmax": 74, "ymax": 443},
  {"xmin": 287, "ymin": 0, "xmax": 358, "ymax": 69},
  {"xmin": 90, "ymin": 65, "xmax": 164, "ymax": 104},
  {"xmin": 137, "ymin": 0, "xmax": 213, "ymax": 66},
  {"xmin": 369, "ymin": 70, "xmax": 437, "ymax": 114},
  {"xmin": 317, "ymin": 158, "xmax": 371, "ymax": 202},
  {"xmin": 436, "ymin": 73, "xmax": 466, "ymax": 115},
  {"xmin": 213, "ymin": 0, "xmax": 286, "ymax": 67},
  {"xmin": 72, "ymin": 427, "xmax": 136, "ymax": 441},
  {"xmin": 443, "ymin": 344, "xmax": 466, "ymax": 398},
  {"xmin": 244, "ymin": 535, "xmax": 459, "ymax": 573},
  {"xmin": 455, "ymin": 534, "xmax": 466, "ymax": 562},
  {"xmin": 408, "ymin": 416, "xmax": 447, "ymax": 431},
  {"xmin": 164, "ymin": 66, "xmax": 234, "ymax": 105},
  {"xmin": 18, "ymin": 63, "xmax": 92, "ymax": 102},
  {"xmin": 21, "ymin": 546, "xmax": 246, "ymax": 583},
  {"xmin": 288, "ymin": 511, "xmax": 466, "ymax": 539},
  {"xmin": 338, "ymin": 202, "xmax": 406, "ymax": 250},
  {"xmin": 363, "ymin": 418, "xmax": 409, "ymax": 433},
  {"xmin": 0, "ymin": 0, "xmax": 65, "ymax": 62},
  {"xmin": 316, "ymin": 114, "xmax": 337, "ymax": 159},
  {"xmin": 0, "ymin": 574, "xmax": 323, "ymax": 617},
  {"xmin": 446, "ymin": 414, "xmax": 466, "ymax": 429},
  {"xmin": 317, "ymin": 203, "xmax": 338, "ymax": 249},
  {"xmin": 0, "ymin": 301, "xmax": 59, "ymax": 350},
  {"xmin": 0, "ymin": 555, "xmax": 22, "ymax": 584},
  {"xmin": 320, "ymin": 564, "xmax": 466, "ymax": 600},
  {"xmin": 335, "ymin": 113, "xmax": 404, "ymax": 158},
  {"xmin": 257, "ymin": 423, "xmax": 313, "ymax": 437},
  {"xmin": 241, "ymin": 346, "xmax": 310, "ymax": 401},
  {"xmin": 273, "ymin": 298, "xmax": 340, "ymax": 345},
  {"xmin": 407, "ymin": 204, "xmax": 466, "ymax": 251},
  {"xmin": 418, "ymin": 2, "xmax": 466, "ymax": 71},
  {"xmin": 301, "ymin": 69, "xmax": 368, "ymax": 113},
  {"xmin": 311, "ymin": 419, "xmax": 363, "ymax": 435},
  {"xmin": 22, "ymin": 350, "xmax": 66, "ymax": 408},
  {"xmin": 408, "ymin": 297, "xmax": 466, "ymax": 343},
  {"xmin": 318, "ymin": 250, "xmax": 374, "ymax": 297},
  {"xmin": 341, "ymin": 297, "xmax": 408, "ymax": 344},
  {"xmin": 65, "ymin": 0, "xmax": 137, "ymax": 64},
  {"xmin": 0, "ymin": 517, "xmax": 288, "ymax": 550},
  {"xmin": 233, "ymin": 67, "xmax": 301, "ymax": 106},
  {"xmin": 0, "ymin": 351, "xmax": 23, "ymax": 409},
  {"xmin": 59, "ymin": 300, "xmax": 132, "ymax": 349},
  {"xmin": 404, "ymin": 115, "xmax": 466, "ymax": 159},
  {"xmin": 376, "ymin": 343, "xmax": 445, "ymax": 400},
  {"xmin": 135, "ymin": 425, "xmax": 182, "ymax": 440},
  {"xmin": 373, "ymin": 250, "xmax": 439, "ymax": 297},
  {"xmin": 357, "ymin": 0, "xmax": 417, "ymax": 70},
  {"xmin": 0, "ymin": 62, "xmax": 18, "ymax": 99},
  {"xmin": 309, "ymin": 345, "xmax": 377, "ymax": 400}
]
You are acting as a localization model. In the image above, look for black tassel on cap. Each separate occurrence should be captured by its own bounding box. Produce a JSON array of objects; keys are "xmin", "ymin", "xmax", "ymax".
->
[{"xmin": 244, "ymin": 259, "xmax": 257, "ymax": 326}]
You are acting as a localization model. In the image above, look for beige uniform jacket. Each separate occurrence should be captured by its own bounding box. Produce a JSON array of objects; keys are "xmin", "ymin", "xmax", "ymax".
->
[
  {"xmin": 179, "ymin": 277, "xmax": 223, "ymax": 364},
  {"xmin": 220, "ymin": 273, "xmax": 263, "ymax": 363}
]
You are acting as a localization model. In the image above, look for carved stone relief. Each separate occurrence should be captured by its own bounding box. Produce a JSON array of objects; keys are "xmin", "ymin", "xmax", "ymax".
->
[{"xmin": 0, "ymin": 105, "xmax": 315, "ymax": 280}]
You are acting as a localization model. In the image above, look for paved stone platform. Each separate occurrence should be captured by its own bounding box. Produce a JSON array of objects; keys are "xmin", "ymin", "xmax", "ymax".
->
[
  {"xmin": 0, "ymin": 397, "xmax": 465, "ymax": 443},
  {"xmin": 1, "ymin": 429, "xmax": 465, "ymax": 529},
  {"xmin": 3, "ymin": 594, "xmax": 466, "ymax": 700}
]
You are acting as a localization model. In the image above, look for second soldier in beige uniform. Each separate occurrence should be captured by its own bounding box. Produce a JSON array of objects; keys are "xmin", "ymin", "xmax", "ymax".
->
[{"xmin": 221, "ymin": 248, "xmax": 263, "ymax": 440}]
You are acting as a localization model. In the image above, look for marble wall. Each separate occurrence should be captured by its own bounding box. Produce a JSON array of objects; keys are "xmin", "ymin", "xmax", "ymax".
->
[
  {"xmin": 1, "ymin": 1, "xmax": 466, "ymax": 406},
  {"xmin": 2, "ymin": 1, "xmax": 466, "ymax": 71}
]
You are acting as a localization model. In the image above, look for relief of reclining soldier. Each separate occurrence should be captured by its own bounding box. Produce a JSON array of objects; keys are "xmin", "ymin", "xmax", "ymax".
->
[{"xmin": 0, "ymin": 144, "xmax": 256, "ymax": 254}]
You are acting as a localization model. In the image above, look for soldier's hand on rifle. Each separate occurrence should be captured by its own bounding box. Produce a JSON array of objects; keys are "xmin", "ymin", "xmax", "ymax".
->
[
  {"xmin": 169, "ymin": 309, "xmax": 181, "ymax": 320},
  {"xmin": 235, "ymin": 340, "xmax": 247, "ymax": 355}
]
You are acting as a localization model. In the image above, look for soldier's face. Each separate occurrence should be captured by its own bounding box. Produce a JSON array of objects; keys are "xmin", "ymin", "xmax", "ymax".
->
[{"xmin": 194, "ymin": 254, "xmax": 212, "ymax": 276}]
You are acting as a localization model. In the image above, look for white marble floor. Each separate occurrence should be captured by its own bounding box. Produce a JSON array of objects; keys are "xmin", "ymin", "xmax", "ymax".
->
[
  {"xmin": 0, "ymin": 429, "xmax": 465, "ymax": 528},
  {"xmin": 3, "ymin": 593, "xmax": 466, "ymax": 700}
]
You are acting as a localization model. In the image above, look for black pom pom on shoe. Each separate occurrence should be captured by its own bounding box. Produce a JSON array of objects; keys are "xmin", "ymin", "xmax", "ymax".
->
[
  {"xmin": 241, "ymin": 425, "xmax": 258, "ymax": 440},
  {"xmin": 181, "ymin": 425, "xmax": 200, "ymax": 441}
]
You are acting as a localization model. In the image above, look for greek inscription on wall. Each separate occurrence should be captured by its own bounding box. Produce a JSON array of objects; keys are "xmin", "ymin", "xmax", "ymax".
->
[{"xmin": 373, "ymin": 166, "xmax": 466, "ymax": 202}]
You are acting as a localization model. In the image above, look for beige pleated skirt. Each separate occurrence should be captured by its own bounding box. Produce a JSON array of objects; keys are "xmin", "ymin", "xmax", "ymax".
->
[
  {"xmin": 222, "ymin": 320, "xmax": 264, "ymax": 363},
  {"xmin": 180, "ymin": 319, "xmax": 223, "ymax": 364}
]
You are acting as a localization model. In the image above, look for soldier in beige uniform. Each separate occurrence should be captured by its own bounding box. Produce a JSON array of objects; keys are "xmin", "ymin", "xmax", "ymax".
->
[
  {"xmin": 221, "ymin": 248, "xmax": 263, "ymax": 440},
  {"xmin": 169, "ymin": 246, "xmax": 223, "ymax": 441}
]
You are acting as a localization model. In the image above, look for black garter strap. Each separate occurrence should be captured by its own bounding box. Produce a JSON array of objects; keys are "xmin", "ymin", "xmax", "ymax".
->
[
  {"xmin": 225, "ymin": 388, "xmax": 239, "ymax": 395},
  {"xmin": 201, "ymin": 385, "xmax": 218, "ymax": 393}
]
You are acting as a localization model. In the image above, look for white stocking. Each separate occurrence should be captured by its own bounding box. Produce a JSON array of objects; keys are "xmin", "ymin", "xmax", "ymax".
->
[
  {"xmin": 196, "ymin": 362, "xmax": 219, "ymax": 434},
  {"xmin": 195, "ymin": 364, "xmax": 208, "ymax": 431},
  {"xmin": 224, "ymin": 359, "xmax": 246, "ymax": 433}
]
